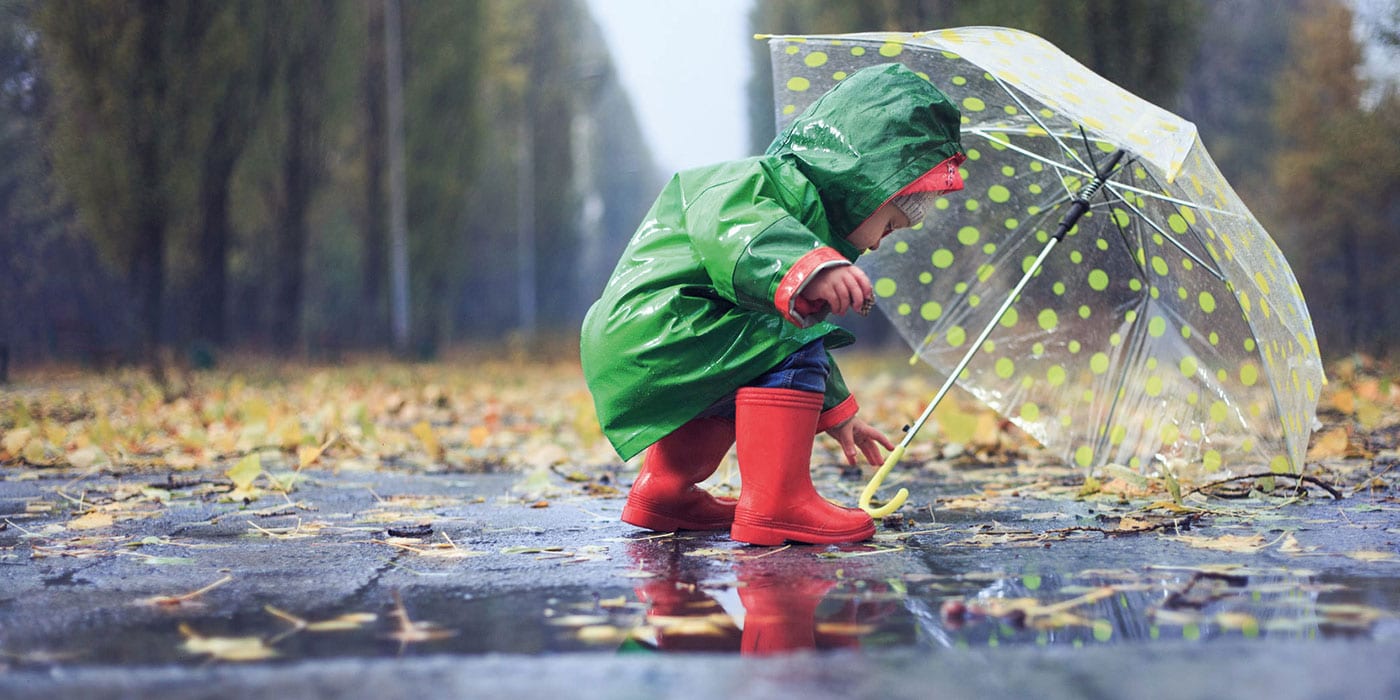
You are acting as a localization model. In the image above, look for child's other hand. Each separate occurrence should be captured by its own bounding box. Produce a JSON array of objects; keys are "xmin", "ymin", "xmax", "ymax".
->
[
  {"xmin": 825, "ymin": 417, "xmax": 895, "ymax": 467},
  {"xmin": 801, "ymin": 265, "xmax": 872, "ymax": 316}
]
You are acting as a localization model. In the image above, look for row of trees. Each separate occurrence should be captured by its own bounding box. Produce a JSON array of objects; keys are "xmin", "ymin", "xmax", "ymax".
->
[
  {"xmin": 1, "ymin": 0, "xmax": 1396, "ymax": 369},
  {"xmin": 745, "ymin": 0, "xmax": 1400, "ymax": 359},
  {"xmin": 0, "ymin": 0, "xmax": 660, "ymax": 368}
]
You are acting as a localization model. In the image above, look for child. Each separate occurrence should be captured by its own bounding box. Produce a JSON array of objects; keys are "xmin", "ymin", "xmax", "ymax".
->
[{"xmin": 581, "ymin": 63, "xmax": 965, "ymax": 545}]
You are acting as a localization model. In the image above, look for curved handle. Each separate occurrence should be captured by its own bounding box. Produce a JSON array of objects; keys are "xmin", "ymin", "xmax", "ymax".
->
[{"xmin": 858, "ymin": 444, "xmax": 909, "ymax": 518}]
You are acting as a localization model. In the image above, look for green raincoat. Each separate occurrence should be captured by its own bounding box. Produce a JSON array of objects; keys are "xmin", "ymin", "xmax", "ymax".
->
[{"xmin": 581, "ymin": 63, "xmax": 963, "ymax": 460}]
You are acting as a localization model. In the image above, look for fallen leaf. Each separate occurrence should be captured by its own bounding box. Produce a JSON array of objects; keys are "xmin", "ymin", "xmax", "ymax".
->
[
  {"xmin": 226, "ymin": 454, "xmax": 262, "ymax": 491},
  {"xmin": 1279, "ymin": 533, "xmax": 1319, "ymax": 555},
  {"xmin": 306, "ymin": 613, "xmax": 378, "ymax": 631},
  {"xmin": 2, "ymin": 427, "xmax": 33, "ymax": 457},
  {"xmin": 67, "ymin": 512, "xmax": 115, "ymax": 531},
  {"xmin": 1346, "ymin": 550, "xmax": 1399, "ymax": 563},
  {"xmin": 1317, "ymin": 603, "xmax": 1393, "ymax": 626},
  {"xmin": 179, "ymin": 623, "xmax": 278, "ymax": 662},
  {"xmin": 297, "ymin": 445, "xmax": 325, "ymax": 469},
  {"xmin": 1166, "ymin": 533, "xmax": 1274, "ymax": 554},
  {"xmin": 1308, "ymin": 427, "xmax": 1351, "ymax": 460},
  {"xmin": 411, "ymin": 421, "xmax": 442, "ymax": 462},
  {"xmin": 468, "ymin": 425, "xmax": 490, "ymax": 448}
]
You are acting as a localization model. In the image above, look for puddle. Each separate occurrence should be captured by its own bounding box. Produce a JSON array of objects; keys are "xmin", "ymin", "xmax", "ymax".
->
[
  {"xmin": 4, "ymin": 538, "xmax": 1400, "ymax": 666},
  {"xmin": 554, "ymin": 540, "xmax": 1400, "ymax": 654}
]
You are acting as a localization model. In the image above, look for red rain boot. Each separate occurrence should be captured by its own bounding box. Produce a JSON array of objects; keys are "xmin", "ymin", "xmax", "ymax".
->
[
  {"xmin": 730, "ymin": 387, "xmax": 875, "ymax": 546},
  {"xmin": 621, "ymin": 417, "xmax": 737, "ymax": 531}
]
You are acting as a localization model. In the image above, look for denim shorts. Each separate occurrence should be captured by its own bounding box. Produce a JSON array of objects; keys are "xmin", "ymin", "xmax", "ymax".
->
[{"xmin": 696, "ymin": 339, "xmax": 828, "ymax": 420}]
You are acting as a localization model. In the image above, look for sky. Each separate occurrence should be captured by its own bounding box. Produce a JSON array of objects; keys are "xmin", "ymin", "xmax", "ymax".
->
[{"xmin": 584, "ymin": 0, "xmax": 754, "ymax": 174}]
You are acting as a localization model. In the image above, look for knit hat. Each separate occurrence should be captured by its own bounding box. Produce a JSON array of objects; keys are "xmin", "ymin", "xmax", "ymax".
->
[
  {"xmin": 890, "ymin": 192, "xmax": 933, "ymax": 224},
  {"xmin": 888, "ymin": 153, "xmax": 968, "ymax": 224}
]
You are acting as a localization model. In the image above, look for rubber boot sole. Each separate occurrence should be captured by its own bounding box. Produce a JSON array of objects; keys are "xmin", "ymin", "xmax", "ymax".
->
[
  {"xmin": 621, "ymin": 493, "xmax": 736, "ymax": 532},
  {"xmin": 730, "ymin": 517, "xmax": 875, "ymax": 546}
]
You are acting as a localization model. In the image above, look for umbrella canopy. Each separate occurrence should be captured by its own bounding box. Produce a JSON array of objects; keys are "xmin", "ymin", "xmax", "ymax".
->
[{"xmin": 765, "ymin": 27, "xmax": 1324, "ymax": 479}]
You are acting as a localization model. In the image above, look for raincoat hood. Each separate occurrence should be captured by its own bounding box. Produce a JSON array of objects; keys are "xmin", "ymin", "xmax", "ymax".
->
[{"xmin": 767, "ymin": 63, "xmax": 963, "ymax": 238}]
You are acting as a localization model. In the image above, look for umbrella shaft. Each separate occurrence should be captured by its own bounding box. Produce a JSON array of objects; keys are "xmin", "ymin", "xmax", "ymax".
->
[
  {"xmin": 899, "ymin": 236, "xmax": 1062, "ymax": 451},
  {"xmin": 1053, "ymin": 150, "xmax": 1125, "ymax": 241},
  {"xmin": 1052, "ymin": 200, "xmax": 1090, "ymax": 241}
]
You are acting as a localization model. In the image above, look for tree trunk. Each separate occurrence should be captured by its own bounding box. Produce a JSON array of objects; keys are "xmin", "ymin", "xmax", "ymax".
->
[
  {"xmin": 132, "ymin": 0, "xmax": 168, "ymax": 362},
  {"xmin": 274, "ymin": 75, "xmax": 309, "ymax": 353},
  {"xmin": 384, "ymin": 0, "xmax": 410, "ymax": 354},
  {"xmin": 361, "ymin": 0, "xmax": 388, "ymax": 345},
  {"xmin": 194, "ymin": 111, "xmax": 236, "ymax": 346}
]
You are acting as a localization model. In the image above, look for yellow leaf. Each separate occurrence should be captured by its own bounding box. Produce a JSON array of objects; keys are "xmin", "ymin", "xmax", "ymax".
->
[
  {"xmin": 1330, "ymin": 389, "xmax": 1356, "ymax": 415},
  {"xmin": 241, "ymin": 398, "xmax": 270, "ymax": 424},
  {"xmin": 298, "ymin": 444, "xmax": 325, "ymax": 469},
  {"xmin": 67, "ymin": 446, "xmax": 108, "ymax": 469},
  {"xmin": 468, "ymin": 425, "xmax": 490, "ymax": 449},
  {"xmin": 1115, "ymin": 517, "xmax": 1156, "ymax": 531},
  {"xmin": 1356, "ymin": 398, "xmax": 1383, "ymax": 432},
  {"xmin": 941, "ymin": 496, "xmax": 1000, "ymax": 511},
  {"xmin": 43, "ymin": 422, "xmax": 67, "ymax": 445},
  {"xmin": 22, "ymin": 438, "xmax": 50, "ymax": 465},
  {"xmin": 1346, "ymin": 550, "xmax": 1399, "ymax": 563},
  {"xmin": 179, "ymin": 624, "xmax": 278, "ymax": 662},
  {"xmin": 1279, "ymin": 533, "xmax": 1319, "ymax": 555},
  {"xmin": 934, "ymin": 403, "xmax": 977, "ymax": 445},
  {"xmin": 305, "ymin": 613, "xmax": 378, "ymax": 632},
  {"xmin": 411, "ymin": 421, "xmax": 442, "ymax": 461},
  {"xmin": 973, "ymin": 411, "xmax": 1001, "ymax": 447},
  {"xmin": 1317, "ymin": 603, "xmax": 1393, "ymax": 626},
  {"xmin": 1167, "ymin": 533, "xmax": 1272, "ymax": 553},
  {"xmin": 68, "ymin": 511, "xmax": 115, "ymax": 530},
  {"xmin": 276, "ymin": 421, "xmax": 305, "ymax": 449},
  {"xmin": 1307, "ymin": 428, "xmax": 1350, "ymax": 460},
  {"xmin": 226, "ymin": 454, "xmax": 263, "ymax": 491}
]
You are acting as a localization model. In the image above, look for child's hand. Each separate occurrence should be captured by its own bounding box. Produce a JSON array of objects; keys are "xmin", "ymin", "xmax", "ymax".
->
[
  {"xmin": 801, "ymin": 265, "xmax": 873, "ymax": 316},
  {"xmin": 825, "ymin": 416, "xmax": 895, "ymax": 467}
]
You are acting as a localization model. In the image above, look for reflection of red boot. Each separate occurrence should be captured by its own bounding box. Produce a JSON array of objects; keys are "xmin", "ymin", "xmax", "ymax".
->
[
  {"xmin": 739, "ymin": 575, "xmax": 836, "ymax": 654},
  {"xmin": 730, "ymin": 388, "xmax": 874, "ymax": 545},
  {"xmin": 622, "ymin": 417, "xmax": 737, "ymax": 531},
  {"xmin": 634, "ymin": 579, "xmax": 741, "ymax": 652}
]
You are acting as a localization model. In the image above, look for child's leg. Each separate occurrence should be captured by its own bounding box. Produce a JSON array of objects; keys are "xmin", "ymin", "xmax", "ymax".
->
[{"xmin": 730, "ymin": 340, "xmax": 874, "ymax": 546}]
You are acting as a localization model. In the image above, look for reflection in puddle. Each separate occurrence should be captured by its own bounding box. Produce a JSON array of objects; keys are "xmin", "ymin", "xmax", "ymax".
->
[
  {"xmin": 6, "ymin": 537, "xmax": 1398, "ymax": 666},
  {"xmin": 553, "ymin": 537, "xmax": 1400, "ymax": 655}
]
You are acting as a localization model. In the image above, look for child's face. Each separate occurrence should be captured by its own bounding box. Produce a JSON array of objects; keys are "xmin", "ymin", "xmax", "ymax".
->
[{"xmin": 847, "ymin": 202, "xmax": 911, "ymax": 252}]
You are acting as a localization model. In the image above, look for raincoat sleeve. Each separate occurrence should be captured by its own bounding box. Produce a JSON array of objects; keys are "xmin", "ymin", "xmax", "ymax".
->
[
  {"xmin": 817, "ymin": 351, "xmax": 858, "ymax": 431},
  {"xmin": 687, "ymin": 174, "xmax": 851, "ymax": 328}
]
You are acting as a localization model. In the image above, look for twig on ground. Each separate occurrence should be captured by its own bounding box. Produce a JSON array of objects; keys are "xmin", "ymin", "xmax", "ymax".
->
[{"xmin": 1187, "ymin": 472, "xmax": 1342, "ymax": 500}]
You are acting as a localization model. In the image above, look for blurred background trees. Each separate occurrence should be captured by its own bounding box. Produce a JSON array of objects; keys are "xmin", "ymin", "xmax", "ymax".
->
[
  {"xmin": 0, "ymin": 0, "xmax": 1396, "ymax": 370},
  {"xmin": 2, "ymin": 0, "xmax": 661, "ymax": 367}
]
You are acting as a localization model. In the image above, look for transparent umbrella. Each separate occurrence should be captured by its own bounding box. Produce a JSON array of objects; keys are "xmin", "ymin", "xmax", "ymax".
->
[{"xmin": 764, "ymin": 28, "xmax": 1325, "ymax": 514}]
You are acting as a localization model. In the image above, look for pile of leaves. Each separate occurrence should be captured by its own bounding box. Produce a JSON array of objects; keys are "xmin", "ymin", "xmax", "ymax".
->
[
  {"xmin": 0, "ymin": 355, "xmax": 618, "ymax": 481},
  {"xmin": 1, "ymin": 351, "xmax": 1398, "ymax": 503}
]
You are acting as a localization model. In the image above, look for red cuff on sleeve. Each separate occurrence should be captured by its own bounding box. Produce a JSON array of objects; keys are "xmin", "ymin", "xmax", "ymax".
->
[
  {"xmin": 776, "ymin": 246, "xmax": 849, "ymax": 326},
  {"xmin": 815, "ymin": 395, "xmax": 859, "ymax": 433}
]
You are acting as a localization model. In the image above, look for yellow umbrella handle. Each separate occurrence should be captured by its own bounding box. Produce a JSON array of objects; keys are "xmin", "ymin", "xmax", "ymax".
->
[{"xmin": 859, "ymin": 444, "xmax": 909, "ymax": 517}]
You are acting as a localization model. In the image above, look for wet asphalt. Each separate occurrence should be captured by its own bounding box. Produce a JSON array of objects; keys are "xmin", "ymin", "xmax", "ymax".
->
[{"xmin": 2, "ymin": 464, "xmax": 1399, "ymax": 699}]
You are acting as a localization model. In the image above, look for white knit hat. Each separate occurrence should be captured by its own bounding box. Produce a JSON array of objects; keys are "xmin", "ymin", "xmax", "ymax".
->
[{"xmin": 890, "ymin": 193, "xmax": 932, "ymax": 225}]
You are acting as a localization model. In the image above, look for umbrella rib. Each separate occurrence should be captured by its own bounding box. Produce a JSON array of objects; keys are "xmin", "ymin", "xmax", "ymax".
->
[
  {"xmin": 984, "ymin": 74, "xmax": 1093, "ymax": 176},
  {"xmin": 1103, "ymin": 187, "xmax": 1226, "ymax": 282},
  {"xmin": 1106, "ymin": 181, "xmax": 1238, "ymax": 219},
  {"xmin": 964, "ymin": 129, "xmax": 1092, "ymax": 180}
]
